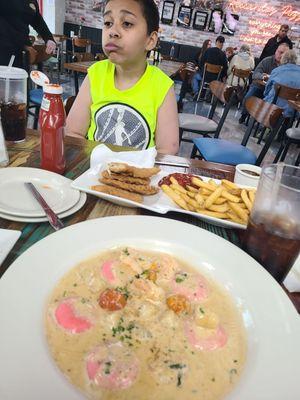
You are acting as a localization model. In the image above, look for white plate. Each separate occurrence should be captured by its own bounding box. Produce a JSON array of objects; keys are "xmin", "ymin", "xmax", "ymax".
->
[
  {"xmin": 0, "ymin": 228, "xmax": 21, "ymax": 266},
  {"xmin": 0, "ymin": 216, "xmax": 299, "ymax": 400},
  {"xmin": 0, "ymin": 192, "xmax": 87, "ymax": 223},
  {"xmin": 0, "ymin": 167, "xmax": 80, "ymax": 217},
  {"xmin": 72, "ymin": 165, "xmax": 251, "ymax": 229}
]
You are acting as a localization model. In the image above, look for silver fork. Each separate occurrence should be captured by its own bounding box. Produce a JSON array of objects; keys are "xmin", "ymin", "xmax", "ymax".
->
[{"xmin": 25, "ymin": 182, "xmax": 64, "ymax": 231}]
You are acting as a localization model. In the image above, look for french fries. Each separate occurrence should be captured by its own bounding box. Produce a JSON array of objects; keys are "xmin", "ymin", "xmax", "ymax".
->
[{"xmin": 161, "ymin": 177, "xmax": 256, "ymax": 225}]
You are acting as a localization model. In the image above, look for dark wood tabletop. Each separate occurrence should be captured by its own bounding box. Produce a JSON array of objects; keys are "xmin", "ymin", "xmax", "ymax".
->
[{"xmin": 1, "ymin": 129, "xmax": 299, "ymax": 313}]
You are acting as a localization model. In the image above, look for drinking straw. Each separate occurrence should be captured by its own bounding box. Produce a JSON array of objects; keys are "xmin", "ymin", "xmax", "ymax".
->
[
  {"xmin": 4, "ymin": 55, "xmax": 15, "ymax": 103},
  {"xmin": 271, "ymin": 162, "xmax": 284, "ymax": 209}
]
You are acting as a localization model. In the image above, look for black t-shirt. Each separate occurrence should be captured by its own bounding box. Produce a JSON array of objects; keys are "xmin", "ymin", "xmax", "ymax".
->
[
  {"xmin": 259, "ymin": 35, "xmax": 293, "ymax": 62},
  {"xmin": 199, "ymin": 47, "xmax": 228, "ymax": 81},
  {"xmin": 0, "ymin": 0, "xmax": 54, "ymax": 52}
]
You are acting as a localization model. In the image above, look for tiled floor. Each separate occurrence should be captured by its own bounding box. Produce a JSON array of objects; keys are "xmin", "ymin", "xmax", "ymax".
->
[{"xmin": 47, "ymin": 71, "xmax": 299, "ymax": 166}]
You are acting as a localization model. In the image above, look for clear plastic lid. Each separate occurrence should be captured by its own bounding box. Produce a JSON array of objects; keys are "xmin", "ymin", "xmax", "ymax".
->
[{"xmin": 0, "ymin": 66, "xmax": 28, "ymax": 80}]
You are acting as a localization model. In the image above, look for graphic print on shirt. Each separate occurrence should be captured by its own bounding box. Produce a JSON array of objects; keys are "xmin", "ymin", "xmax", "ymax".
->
[{"xmin": 93, "ymin": 103, "xmax": 150, "ymax": 149}]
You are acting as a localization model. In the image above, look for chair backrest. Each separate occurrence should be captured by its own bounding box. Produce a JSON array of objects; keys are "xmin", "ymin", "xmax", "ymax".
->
[
  {"xmin": 245, "ymin": 96, "xmax": 283, "ymax": 129},
  {"xmin": 232, "ymin": 67, "xmax": 251, "ymax": 80},
  {"xmin": 72, "ymin": 38, "xmax": 91, "ymax": 48},
  {"xmin": 209, "ymin": 81, "xmax": 235, "ymax": 104},
  {"xmin": 64, "ymin": 96, "xmax": 76, "ymax": 116},
  {"xmin": 274, "ymin": 83, "xmax": 300, "ymax": 102},
  {"xmin": 73, "ymin": 52, "xmax": 95, "ymax": 62},
  {"xmin": 205, "ymin": 63, "xmax": 223, "ymax": 74}
]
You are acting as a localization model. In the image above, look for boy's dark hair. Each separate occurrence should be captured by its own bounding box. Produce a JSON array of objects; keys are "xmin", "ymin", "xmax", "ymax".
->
[
  {"xmin": 216, "ymin": 35, "xmax": 225, "ymax": 44},
  {"xmin": 105, "ymin": 0, "xmax": 159, "ymax": 35}
]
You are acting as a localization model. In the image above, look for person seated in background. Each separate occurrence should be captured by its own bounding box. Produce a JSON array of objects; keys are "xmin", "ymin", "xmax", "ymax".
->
[
  {"xmin": 225, "ymin": 47, "xmax": 235, "ymax": 63},
  {"xmin": 226, "ymin": 44, "xmax": 254, "ymax": 86},
  {"xmin": 259, "ymin": 24, "xmax": 293, "ymax": 62},
  {"xmin": 264, "ymin": 50, "xmax": 300, "ymax": 118},
  {"xmin": 199, "ymin": 35, "xmax": 228, "ymax": 84},
  {"xmin": 66, "ymin": 0, "xmax": 179, "ymax": 155},
  {"xmin": 239, "ymin": 43, "xmax": 289, "ymax": 124},
  {"xmin": 191, "ymin": 39, "xmax": 212, "ymax": 95}
]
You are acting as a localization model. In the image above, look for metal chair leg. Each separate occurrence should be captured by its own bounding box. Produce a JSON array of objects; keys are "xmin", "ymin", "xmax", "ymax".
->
[
  {"xmin": 191, "ymin": 145, "xmax": 198, "ymax": 159},
  {"xmin": 279, "ymin": 140, "xmax": 291, "ymax": 162}
]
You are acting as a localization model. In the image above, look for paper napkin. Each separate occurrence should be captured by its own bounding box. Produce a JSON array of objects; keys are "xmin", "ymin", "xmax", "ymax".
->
[{"xmin": 90, "ymin": 144, "xmax": 157, "ymax": 169}]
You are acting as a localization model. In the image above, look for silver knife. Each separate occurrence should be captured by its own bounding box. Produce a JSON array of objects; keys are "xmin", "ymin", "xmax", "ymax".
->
[{"xmin": 25, "ymin": 182, "xmax": 64, "ymax": 231}]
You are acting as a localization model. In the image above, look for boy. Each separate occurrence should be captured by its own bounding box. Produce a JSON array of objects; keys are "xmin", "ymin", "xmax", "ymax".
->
[{"xmin": 66, "ymin": 0, "xmax": 179, "ymax": 155}]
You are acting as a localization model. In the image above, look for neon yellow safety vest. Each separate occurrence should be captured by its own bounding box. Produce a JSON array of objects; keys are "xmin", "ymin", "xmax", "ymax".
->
[{"xmin": 87, "ymin": 60, "xmax": 173, "ymax": 149}]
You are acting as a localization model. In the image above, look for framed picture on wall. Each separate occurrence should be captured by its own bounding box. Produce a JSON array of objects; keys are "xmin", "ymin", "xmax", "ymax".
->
[
  {"xmin": 222, "ymin": 13, "xmax": 239, "ymax": 35},
  {"xmin": 208, "ymin": 9, "xmax": 223, "ymax": 32},
  {"xmin": 161, "ymin": 1, "xmax": 175, "ymax": 24},
  {"xmin": 193, "ymin": 10, "xmax": 208, "ymax": 31},
  {"xmin": 177, "ymin": 6, "xmax": 192, "ymax": 27}
]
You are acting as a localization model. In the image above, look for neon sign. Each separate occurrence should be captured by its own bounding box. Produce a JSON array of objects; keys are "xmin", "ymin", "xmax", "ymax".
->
[
  {"xmin": 240, "ymin": 19, "xmax": 283, "ymax": 46},
  {"xmin": 229, "ymin": 1, "xmax": 300, "ymax": 23}
]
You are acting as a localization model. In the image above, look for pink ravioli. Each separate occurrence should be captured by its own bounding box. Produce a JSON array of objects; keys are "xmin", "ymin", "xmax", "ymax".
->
[
  {"xmin": 101, "ymin": 260, "xmax": 116, "ymax": 284},
  {"xmin": 184, "ymin": 322, "xmax": 227, "ymax": 351},
  {"xmin": 55, "ymin": 299, "xmax": 93, "ymax": 334},
  {"xmin": 172, "ymin": 273, "xmax": 209, "ymax": 302},
  {"xmin": 86, "ymin": 344, "xmax": 139, "ymax": 390}
]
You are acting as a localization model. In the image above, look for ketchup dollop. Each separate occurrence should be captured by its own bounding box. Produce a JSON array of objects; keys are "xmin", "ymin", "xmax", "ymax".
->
[{"xmin": 158, "ymin": 173, "xmax": 201, "ymax": 189}]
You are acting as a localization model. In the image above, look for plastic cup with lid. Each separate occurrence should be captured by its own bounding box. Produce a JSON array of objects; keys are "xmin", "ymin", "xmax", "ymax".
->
[{"xmin": 0, "ymin": 66, "xmax": 28, "ymax": 142}]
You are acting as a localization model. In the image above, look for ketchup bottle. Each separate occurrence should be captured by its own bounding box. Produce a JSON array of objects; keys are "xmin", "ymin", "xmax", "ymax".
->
[{"xmin": 39, "ymin": 84, "xmax": 66, "ymax": 174}]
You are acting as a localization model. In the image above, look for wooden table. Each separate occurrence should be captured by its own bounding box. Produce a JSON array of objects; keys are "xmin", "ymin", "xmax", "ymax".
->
[
  {"xmin": 1, "ymin": 129, "xmax": 299, "ymax": 313},
  {"xmin": 64, "ymin": 60, "xmax": 182, "ymax": 95}
]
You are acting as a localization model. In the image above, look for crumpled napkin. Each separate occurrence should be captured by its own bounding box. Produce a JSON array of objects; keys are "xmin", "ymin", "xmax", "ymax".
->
[
  {"xmin": 90, "ymin": 144, "xmax": 157, "ymax": 169},
  {"xmin": 283, "ymin": 255, "xmax": 300, "ymax": 293}
]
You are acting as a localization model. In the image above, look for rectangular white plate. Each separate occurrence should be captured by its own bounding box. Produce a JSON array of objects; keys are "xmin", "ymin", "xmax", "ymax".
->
[
  {"xmin": 72, "ymin": 164, "xmax": 253, "ymax": 230},
  {"xmin": 0, "ymin": 228, "xmax": 21, "ymax": 266}
]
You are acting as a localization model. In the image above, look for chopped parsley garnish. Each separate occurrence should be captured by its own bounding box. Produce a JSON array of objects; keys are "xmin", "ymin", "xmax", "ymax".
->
[
  {"xmin": 199, "ymin": 307, "xmax": 205, "ymax": 314},
  {"xmin": 169, "ymin": 363, "xmax": 186, "ymax": 370},
  {"xmin": 233, "ymin": 359, "xmax": 238, "ymax": 363},
  {"xmin": 211, "ymin": 377, "xmax": 215, "ymax": 382},
  {"xmin": 104, "ymin": 361, "xmax": 112, "ymax": 375},
  {"xmin": 111, "ymin": 319, "xmax": 135, "ymax": 346},
  {"xmin": 116, "ymin": 286, "xmax": 130, "ymax": 299},
  {"xmin": 177, "ymin": 371, "xmax": 182, "ymax": 387},
  {"xmin": 123, "ymin": 248, "xmax": 130, "ymax": 256},
  {"xmin": 81, "ymin": 298, "xmax": 87, "ymax": 303},
  {"xmin": 175, "ymin": 272, "xmax": 188, "ymax": 283},
  {"xmin": 229, "ymin": 368, "xmax": 238, "ymax": 383}
]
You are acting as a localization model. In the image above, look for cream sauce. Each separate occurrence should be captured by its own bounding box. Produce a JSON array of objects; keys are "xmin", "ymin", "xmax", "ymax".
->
[{"xmin": 45, "ymin": 248, "xmax": 247, "ymax": 399}]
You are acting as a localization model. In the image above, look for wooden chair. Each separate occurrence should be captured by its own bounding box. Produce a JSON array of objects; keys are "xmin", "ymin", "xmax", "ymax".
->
[
  {"xmin": 174, "ymin": 62, "xmax": 197, "ymax": 111},
  {"xmin": 273, "ymin": 127, "xmax": 300, "ymax": 164},
  {"xmin": 229, "ymin": 67, "xmax": 252, "ymax": 88},
  {"xmin": 191, "ymin": 96, "xmax": 284, "ymax": 166},
  {"xmin": 64, "ymin": 96, "xmax": 76, "ymax": 116},
  {"xmin": 196, "ymin": 63, "xmax": 223, "ymax": 108},
  {"xmin": 257, "ymin": 83, "xmax": 300, "ymax": 145},
  {"xmin": 179, "ymin": 80, "xmax": 237, "ymax": 145},
  {"xmin": 71, "ymin": 38, "xmax": 92, "ymax": 61}
]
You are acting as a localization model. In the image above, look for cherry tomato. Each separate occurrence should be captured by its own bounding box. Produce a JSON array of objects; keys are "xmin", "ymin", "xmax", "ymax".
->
[{"xmin": 98, "ymin": 289, "xmax": 127, "ymax": 311}]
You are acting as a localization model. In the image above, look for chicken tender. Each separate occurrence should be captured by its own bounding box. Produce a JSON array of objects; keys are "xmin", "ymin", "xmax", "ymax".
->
[
  {"xmin": 102, "ymin": 170, "xmax": 150, "ymax": 185},
  {"xmin": 100, "ymin": 177, "xmax": 159, "ymax": 195},
  {"xmin": 108, "ymin": 162, "xmax": 160, "ymax": 178},
  {"xmin": 91, "ymin": 184, "xmax": 143, "ymax": 203}
]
